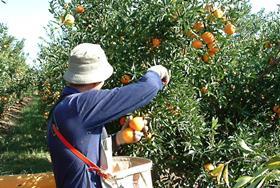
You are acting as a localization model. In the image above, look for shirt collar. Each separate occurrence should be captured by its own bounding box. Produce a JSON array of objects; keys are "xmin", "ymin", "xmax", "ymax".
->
[{"xmin": 61, "ymin": 86, "xmax": 80, "ymax": 97}]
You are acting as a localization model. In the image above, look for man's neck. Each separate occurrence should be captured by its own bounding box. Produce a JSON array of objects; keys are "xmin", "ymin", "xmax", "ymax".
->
[{"xmin": 69, "ymin": 82, "xmax": 102, "ymax": 92}]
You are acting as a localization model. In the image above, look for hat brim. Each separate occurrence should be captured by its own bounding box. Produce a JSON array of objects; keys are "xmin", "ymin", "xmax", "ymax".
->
[{"xmin": 63, "ymin": 60, "xmax": 113, "ymax": 84}]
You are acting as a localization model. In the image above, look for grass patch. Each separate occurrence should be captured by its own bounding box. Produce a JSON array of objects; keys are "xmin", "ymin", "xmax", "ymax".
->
[{"xmin": 0, "ymin": 97, "xmax": 52, "ymax": 175}]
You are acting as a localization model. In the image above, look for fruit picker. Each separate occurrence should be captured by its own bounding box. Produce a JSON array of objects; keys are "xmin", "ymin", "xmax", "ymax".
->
[{"xmin": 47, "ymin": 43, "xmax": 170, "ymax": 188}]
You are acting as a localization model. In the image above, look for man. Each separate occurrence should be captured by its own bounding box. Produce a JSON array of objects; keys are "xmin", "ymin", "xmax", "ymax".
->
[{"xmin": 47, "ymin": 43, "xmax": 170, "ymax": 188}]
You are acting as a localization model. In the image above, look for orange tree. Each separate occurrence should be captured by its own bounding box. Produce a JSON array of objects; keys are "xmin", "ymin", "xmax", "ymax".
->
[
  {"xmin": 38, "ymin": 0, "xmax": 280, "ymax": 187},
  {"xmin": 0, "ymin": 24, "xmax": 34, "ymax": 116}
]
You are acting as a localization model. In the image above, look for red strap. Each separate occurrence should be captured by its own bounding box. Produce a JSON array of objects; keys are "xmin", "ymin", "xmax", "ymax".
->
[{"xmin": 52, "ymin": 124, "xmax": 111, "ymax": 179}]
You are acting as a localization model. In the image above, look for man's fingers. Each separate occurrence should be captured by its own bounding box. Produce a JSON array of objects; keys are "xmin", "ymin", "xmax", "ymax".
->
[
  {"xmin": 133, "ymin": 131, "xmax": 143, "ymax": 142},
  {"xmin": 142, "ymin": 125, "xmax": 149, "ymax": 133}
]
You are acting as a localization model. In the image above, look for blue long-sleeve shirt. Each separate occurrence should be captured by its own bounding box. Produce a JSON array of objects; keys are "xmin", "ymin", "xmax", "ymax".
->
[{"xmin": 47, "ymin": 71, "xmax": 163, "ymax": 188}]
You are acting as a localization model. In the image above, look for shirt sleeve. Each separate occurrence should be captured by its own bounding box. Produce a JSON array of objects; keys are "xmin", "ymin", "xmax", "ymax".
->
[{"xmin": 76, "ymin": 71, "xmax": 163, "ymax": 129}]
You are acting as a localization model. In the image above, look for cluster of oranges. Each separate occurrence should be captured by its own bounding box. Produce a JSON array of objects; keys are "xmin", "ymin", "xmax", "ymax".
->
[
  {"xmin": 188, "ymin": 6, "xmax": 236, "ymax": 64},
  {"xmin": 61, "ymin": 4, "xmax": 85, "ymax": 26},
  {"xmin": 120, "ymin": 116, "xmax": 152, "ymax": 143}
]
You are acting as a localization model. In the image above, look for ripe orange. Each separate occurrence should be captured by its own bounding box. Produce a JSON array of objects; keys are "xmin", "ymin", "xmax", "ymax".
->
[
  {"xmin": 208, "ymin": 51, "xmax": 216, "ymax": 57},
  {"xmin": 120, "ymin": 74, "xmax": 132, "ymax": 84},
  {"xmin": 213, "ymin": 9, "xmax": 223, "ymax": 18},
  {"xmin": 129, "ymin": 117, "xmax": 145, "ymax": 131},
  {"xmin": 192, "ymin": 40, "xmax": 203, "ymax": 49},
  {"xmin": 273, "ymin": 105, "xmax": 280, "ymax": 114},
  {"xmin": 200, "ymin": 87, "xmax": 208, "ymax": 94},
  {"xmin": 121, "ymin": 128, "xmax": 134, "ymax": 143},
  {"xmin": 76, "ymin": 5, "xmax": 85, "ymax": 14},
  {"xmin": 264, "ymin": 41, "xmax": 272, "ymax": 49},
  {"xmin": 119, "ymin": 116, "xmax": 126, "ymax": 126},
  {"xmin": 152, "ymin": 38, "xmax": 161, "ymax": 48},
  {"xmin": 207, "ymin": 42, "xmax": 216, "ymax": 49},
  {"xmin": 224, "ymin": 23, "xmax": 235, "ymax": 35},
  {"xmin": 201, "ymin": 32, "xmax": 215, "ymax": 44},
  {"xmin": 208, "ymin": 47, "xmax": 219, "ymax": 54},
  {"xmin": 64, "ymin": 14, "xmax": 75, "ymax": 26},
  {"xmin": 193, "ymin": 21, "xmax": 204, "ymax": 32},
  {"xmin": 204, "ymin": 163, "xmax": 215, "ymax": 171},
  {"xmin": 202, "ymin": 54, "xmax": 209, "ymax": 63}
]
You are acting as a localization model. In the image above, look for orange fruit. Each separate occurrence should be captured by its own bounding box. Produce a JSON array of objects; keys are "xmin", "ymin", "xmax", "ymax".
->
[
  {"xmin": 120, "ymin": 74, "xmax": 132, "ymax": 84},
  {"xmin": 213, "ymin": 9, "xmax": 223, "ymax": 18},
  {"xmin": 121, "ymin": 128, "xmax": 134, "ymax": 143},
  {"xmin": 207, "ymin": 42, "xmax": 216, "ymax": 49},
  {"xmin": 152, "ymin": 38, "xmax": 161, "ymax": 48},
  {"xmin": 224, "ymin": 23, "xmax": 235, "ymax": 35},
  {"xmin": 208, "ymin": 47, "xmax": 219, "ymax": 54},
  {"xmin": 208, "ymin": 51, "xmax": 216, "ymax": 57},
  {"xmin": 119, "ymin": 116, "xmax": 126, "ymax": 126},
  {"xmin": 200, "ymin": 87, "xmax": 208, "ymax": 94},
  {"xmin": 129, "ymin": 117, "xmax": 145, "ymax": 131},
  {"xmin": 201, "ymin": 32, "xmax": 215, "ymax": 44},
  {"xmin": 273, "ymin": 105, "xmax": 280, "ymax": 114},
  {"xmin": 204, "ymin": 163, "xmax": 215, "ymax": 171},
  {"xmin": 192, "ymin": 40, "xmax": 203, "ymax": 49},
  {"xmin": 202, "ymin": 54, "xmax": 210, "ymax": 63},
  {"xmin": 264, "ymin": 41, "xmax": 272, "ymax": 48},
  {"xmin": 193, "ymin": 21, "xmax": 204, "ymax": 32},
  {"xmin": 76, "ymin": 5, "xmax": 85, "ymax": 14},
  {"xmin": 64, "ymin": 14, "xmax": 75, "ymax": 26}
]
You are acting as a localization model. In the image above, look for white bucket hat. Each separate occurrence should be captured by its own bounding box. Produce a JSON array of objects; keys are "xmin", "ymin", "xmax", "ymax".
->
[{"xmin": 63, "ymin": 43, "xmax": 113, "ymax": 84}]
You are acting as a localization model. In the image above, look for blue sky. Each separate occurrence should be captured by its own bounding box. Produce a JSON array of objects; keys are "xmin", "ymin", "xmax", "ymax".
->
[{"xmin": 0, "ymin": 0, "xmax": 279, "ymax": 66}]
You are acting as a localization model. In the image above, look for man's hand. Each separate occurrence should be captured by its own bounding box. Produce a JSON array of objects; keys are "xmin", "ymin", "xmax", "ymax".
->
[{"xmin": 148, "ymin": 65, "xmax": 171, "ymax": 85}]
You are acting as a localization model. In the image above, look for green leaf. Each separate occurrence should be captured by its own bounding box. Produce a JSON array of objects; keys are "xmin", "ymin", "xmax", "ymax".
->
[
  {"xmin": 233, "ymin": 176, "xmax": 253, "ymax": 188},
  {"xmin": 252, "ymin": 167, "xmax": 269, "ymax": 178},
  {"xmin": 238, "ymin": 139, "xmax": 254, "ymax": 152},
  {"xmin": 223, "ymin": 163, "xmax": 230, "ymax": 188},
  {"xmin": 267, "ymin": 161, "xmax": 280, "ymax": 169},
  {"xmin": 255, "ymin": 177, "xmax": 266, "ymax": 188},
  {"xmin": 266, "ymin": 155, "xmax": 280, "ymax": 169},
  {"xmin": 265, "ymin": 170, "xmax": 280, "ymax": 182},
  {"xmin": 211, "ymin": 117, "xmax": 219, "ymax": 130},
  {"xmin": 210, "ymin": 163, "xmax": 225, "ymax": 184},
  {"xmin": 247, "ymin": 176, "xmax": 264, "ymax": 188}
]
